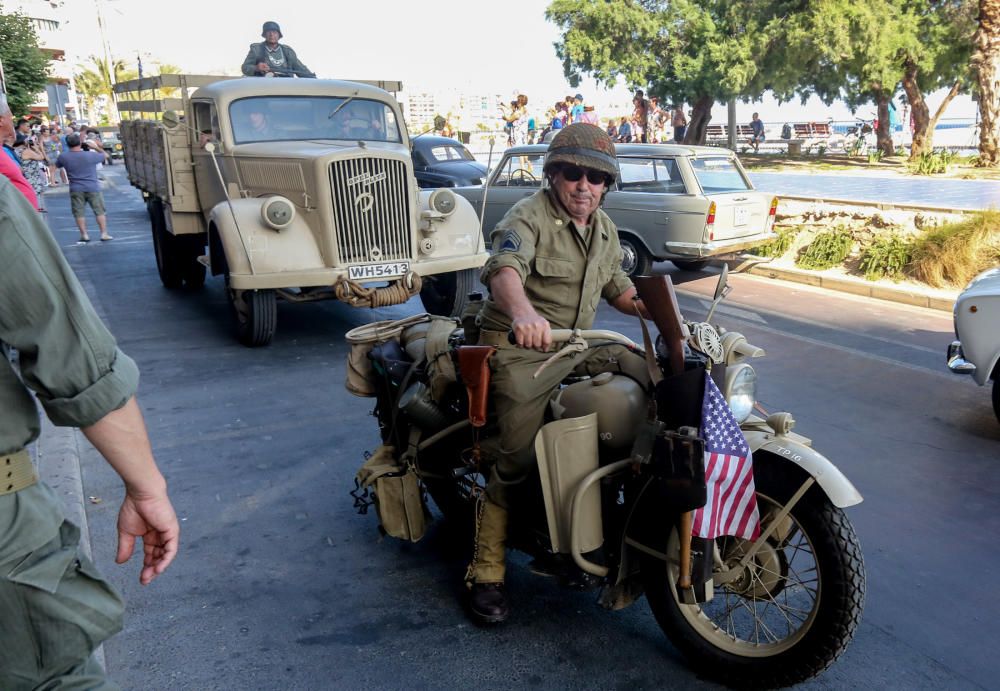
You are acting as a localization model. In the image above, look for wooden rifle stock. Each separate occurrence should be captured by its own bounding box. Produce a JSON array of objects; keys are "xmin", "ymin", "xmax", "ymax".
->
[{"xmin": 633, "ymin": 276, "xmax": 686, "ymax": 377}]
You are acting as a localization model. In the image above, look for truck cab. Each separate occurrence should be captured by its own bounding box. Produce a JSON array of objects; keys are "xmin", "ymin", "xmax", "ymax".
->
[{"xmin": 117, "ymin": 75, "xmax": 487, "ymax": 346}]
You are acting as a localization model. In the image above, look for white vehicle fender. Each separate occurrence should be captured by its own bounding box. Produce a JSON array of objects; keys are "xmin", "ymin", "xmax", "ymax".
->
[
  {"xmin": 744, "ymin": 430, "xmax": 863, "ymax": 508},
  {"xmin": 209, "ymin": 198, "xmax": 324, "ymax": 276},
  {"xmin": 414, "ymin": 189, "xmax": 485, "ymax": 261}
]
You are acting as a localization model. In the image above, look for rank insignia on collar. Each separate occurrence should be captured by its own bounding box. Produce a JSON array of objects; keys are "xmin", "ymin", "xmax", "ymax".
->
[{"xmin": 499, "ymin": 229, "xmax": 522, "ymax": 253}]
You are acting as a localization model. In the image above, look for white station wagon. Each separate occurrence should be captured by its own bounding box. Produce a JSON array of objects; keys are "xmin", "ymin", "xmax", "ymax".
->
[{"xmin": 454, "ymin": 143, "xmax": 778, "ymax": 275}]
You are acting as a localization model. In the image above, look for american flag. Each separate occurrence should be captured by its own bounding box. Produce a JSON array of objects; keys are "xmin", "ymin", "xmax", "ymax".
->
[{"xmin": 691, "ymin": 372, "xmax": 761, "ymax": 540}]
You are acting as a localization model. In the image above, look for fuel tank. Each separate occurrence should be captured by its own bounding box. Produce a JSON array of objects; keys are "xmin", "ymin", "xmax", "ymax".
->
[{"xmin": 550, "ymin": 372, "xmax": 646, "ymax": 452}]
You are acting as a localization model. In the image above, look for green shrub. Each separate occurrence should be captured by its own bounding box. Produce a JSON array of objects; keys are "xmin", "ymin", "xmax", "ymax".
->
[
  {"xmin": 909, "ymin": 210, "xmax": 1000, "ymax": 287},
  {"xmin": 867, "ymin": 149, "xmax": 883, "ymax": 164},
  {"xmin": 750, "ymin": 227, "xmax": 798, "ymax": 258},
  {"xmin": 796, "ymin": 229, "xmax": 853, "ymax": 270},
  {"xmin": 859, "ymin": 235, "xmax": 912, "ymax": 281},
  {"xmin": 909, "ymin": 149, "xmax": 957, "ymax": 175}
]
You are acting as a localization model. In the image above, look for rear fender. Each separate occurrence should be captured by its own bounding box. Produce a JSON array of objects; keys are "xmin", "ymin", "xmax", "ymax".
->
[{"xmin": 209, "ymin": 198, "xmax": 324, "ymax": 276}]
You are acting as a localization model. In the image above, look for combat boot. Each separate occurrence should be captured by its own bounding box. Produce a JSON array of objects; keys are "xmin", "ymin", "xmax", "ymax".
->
[{"xmin": 468, "ymin": 499, "xmax": 509, "ymax": 624}]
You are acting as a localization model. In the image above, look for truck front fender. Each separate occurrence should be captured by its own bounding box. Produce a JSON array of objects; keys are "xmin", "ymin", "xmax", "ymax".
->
[
  {"xmin": 209, "ymin": 198, "xmax": 325, "ymax": 278},
  {"xmin": 412, "ymin": 189, "xmax": 487, "ymax": 270}
]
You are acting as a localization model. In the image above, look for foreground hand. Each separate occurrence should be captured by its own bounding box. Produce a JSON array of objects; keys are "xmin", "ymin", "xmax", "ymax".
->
[
  {"xmin": 116, "ymin": 491, "xmax": 180, "ymax": 585},
  {"xmin": 511, "ymin": 314, "xmax": 551, "ymax": 352}
]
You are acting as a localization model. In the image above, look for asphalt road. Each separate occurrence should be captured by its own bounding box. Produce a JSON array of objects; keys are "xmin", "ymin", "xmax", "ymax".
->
[{"xmin": 42, "ymin": 168, "xmax": 999, "ymax": 690}]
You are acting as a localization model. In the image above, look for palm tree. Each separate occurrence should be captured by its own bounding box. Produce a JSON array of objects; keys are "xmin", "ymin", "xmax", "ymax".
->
[
  {"xmin": 75, "ymin": 55, "xmax": 130, "ymax": 123},
  {"xmin": 973, "ymin": 0, "xmax": 999, "ymax": 166}
]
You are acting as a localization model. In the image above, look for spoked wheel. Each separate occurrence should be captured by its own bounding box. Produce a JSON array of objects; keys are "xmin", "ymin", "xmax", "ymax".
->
[
  {"xmin": 419, "ymin": 268, "xmax": 478, "ymax": 317},
  {"xmin": 226, "ymin": 273, "xmax": 277, "ymax": 347},
  {"xmin": 619, "ymin": 236, "xmax": 652, "ymax": 277},
  {"xmin": 641, "ymin": 458, "xmax": 866, "ymax": 688},
  {"xmin": 672, "ymin": 259, "xmax": 710, "ymax": 272}
]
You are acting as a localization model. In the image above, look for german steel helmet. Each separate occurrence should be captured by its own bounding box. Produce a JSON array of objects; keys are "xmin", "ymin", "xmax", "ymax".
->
[
  {"xmin": 261, "ymin": 21, "xmax": 283, "ymax": 38},
  {"xmin": 544, "ymin": 123, "xmax": 618, "ymax": 182}
]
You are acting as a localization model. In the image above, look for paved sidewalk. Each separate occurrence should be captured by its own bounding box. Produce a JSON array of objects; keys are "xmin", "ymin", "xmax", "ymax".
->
[{"xmin": 733, "ymin": 258, "xmax": 960, "ymax": 312}]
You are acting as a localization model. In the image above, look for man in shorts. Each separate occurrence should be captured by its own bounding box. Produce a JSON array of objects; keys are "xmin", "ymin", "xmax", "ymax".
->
[{"xmin": 56, "ymin": 133, "xmax": 112, "ymax": 242}]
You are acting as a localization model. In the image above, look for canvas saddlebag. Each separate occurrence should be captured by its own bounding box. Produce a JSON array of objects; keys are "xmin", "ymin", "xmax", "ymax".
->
[{"xmin": 353, "ymin": 444, "xmax": 431, "ymax": 542}]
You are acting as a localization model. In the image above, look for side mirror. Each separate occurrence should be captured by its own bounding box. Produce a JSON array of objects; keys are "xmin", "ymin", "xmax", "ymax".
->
[
  {"xmin": 713, "ymin": 263, "xmax": 729, "ymax": 301},
  {"xmin": 204, "ymin": 142, "xmax": 216, "ymax": 154},
  {"xmin": 161, "ymin": 110, "xmax": 180, "ymax": 130}
]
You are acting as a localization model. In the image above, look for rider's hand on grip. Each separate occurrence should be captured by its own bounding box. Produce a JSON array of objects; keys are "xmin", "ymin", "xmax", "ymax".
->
[{"xmin": 510, "ymin": 314, "xmax": 552, "ymax": 352}]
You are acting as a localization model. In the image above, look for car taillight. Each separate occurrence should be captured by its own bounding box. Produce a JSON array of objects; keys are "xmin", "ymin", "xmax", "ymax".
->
[
  {"xmin": 706, "ymin": 201, "xmax": 716, "ymax": 241},
  {"xmin": 769, "ymin": 197, "xmax": 778, "ymax": 217}
]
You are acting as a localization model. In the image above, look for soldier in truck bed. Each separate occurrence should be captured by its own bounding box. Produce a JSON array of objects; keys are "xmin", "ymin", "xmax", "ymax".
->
[{"xmin": 241, "ymin": 21, "xmax": 315, "ymax": 78}]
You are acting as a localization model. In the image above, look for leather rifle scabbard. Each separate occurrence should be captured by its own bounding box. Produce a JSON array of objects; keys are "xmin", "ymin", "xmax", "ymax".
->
[{"xmin": 634, "ymin": 275, "xmax": 686, "ymax": 376}]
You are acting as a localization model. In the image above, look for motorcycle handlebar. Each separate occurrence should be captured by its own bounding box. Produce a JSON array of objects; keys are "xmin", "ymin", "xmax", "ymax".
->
[{"xmin": 506, "ymin": 329, "xmax": 638, "ymax": 349}]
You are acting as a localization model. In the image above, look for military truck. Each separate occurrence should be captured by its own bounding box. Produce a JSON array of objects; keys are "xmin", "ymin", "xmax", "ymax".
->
[{"xmin": 114, "ymin": 74, "xmax": 487, "ymax": 346}]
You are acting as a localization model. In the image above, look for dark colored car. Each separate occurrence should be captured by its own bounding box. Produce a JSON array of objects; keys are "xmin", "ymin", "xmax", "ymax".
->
[{"xmin": 411, "ymin": 135, "xmax": 487, "ymax": 188}]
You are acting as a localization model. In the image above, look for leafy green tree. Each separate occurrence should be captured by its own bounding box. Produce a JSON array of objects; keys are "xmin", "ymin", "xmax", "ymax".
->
[
  {"xmin": 972, "ymin": 0, "xmax": 999, "ymax": 166},
  {"xmin": 75, "ymin": 55, "xmax": 130, "ymax": 123},
  {"xmin": 0, "ymin": 4, "xmax": 51, "ymax": 117},
  {"xmin": 546, "ymin": 1, "xmax": 785, "ymax": 144}
]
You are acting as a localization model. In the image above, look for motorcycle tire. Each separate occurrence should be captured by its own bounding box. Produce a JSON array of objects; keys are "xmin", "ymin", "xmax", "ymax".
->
[{"xmin": 641, "ymin": 456, "xmax": 865, "ymax": 688}]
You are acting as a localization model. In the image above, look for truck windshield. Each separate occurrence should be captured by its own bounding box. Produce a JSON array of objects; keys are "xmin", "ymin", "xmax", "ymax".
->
[
  {"xmin": 230, "ymin": 96, "xmax": 402, "ymax": 144},
  {"xmin": 690, "ymin": 157, "xmax": 752, "ymax": 193}
]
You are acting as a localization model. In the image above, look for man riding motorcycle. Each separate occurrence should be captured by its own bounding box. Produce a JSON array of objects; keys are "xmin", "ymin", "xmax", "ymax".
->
[{"xmin": 468, "ymin": 123, "xmax": 653, "ymax": 623}]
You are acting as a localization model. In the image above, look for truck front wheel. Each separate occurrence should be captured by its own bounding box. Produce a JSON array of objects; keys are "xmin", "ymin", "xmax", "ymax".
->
[
  {"xmin": 226, "ymin": 274, "xmax": 277, "ymax": 347},
  {"xmin": 419, "ymin": 268, "xmax": 478, "ymax": 317}
]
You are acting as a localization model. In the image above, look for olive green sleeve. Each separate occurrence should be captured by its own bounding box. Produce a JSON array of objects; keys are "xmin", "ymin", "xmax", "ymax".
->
[
  {"xmin": 242, "ymin": 43, "xmax": 262, "ymax": 76},
  {"xmin": 601, "ymin": 220, "xmax": 633, "ymax": 302},
  {"xmin": 480, "ymin": 205, "xmax": 538, "ymax": 288},
  {"xmin": 0, "ymin": 180, "xmax": 139, "ymax": 428}
]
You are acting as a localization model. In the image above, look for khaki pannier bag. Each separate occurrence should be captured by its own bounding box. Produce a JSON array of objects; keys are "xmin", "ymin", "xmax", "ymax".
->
[
  {"xmin": 344, "ymin": 314, "xmax": 431, "ymax": 396},
  {"xmin": 354, "ymin": 444, "xmax": 431, "ymax": 542}
]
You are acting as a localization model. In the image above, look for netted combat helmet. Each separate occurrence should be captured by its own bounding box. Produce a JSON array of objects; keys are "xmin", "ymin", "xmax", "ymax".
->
[{"xmin": 544, "ymin": 123, "xmax": 618, "ymax": 183}]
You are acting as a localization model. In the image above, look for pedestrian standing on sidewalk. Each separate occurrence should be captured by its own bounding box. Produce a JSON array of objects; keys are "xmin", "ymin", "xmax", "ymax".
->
[
  {"xmin": 56, "ymin": 133, "xmax": 113, "ymax": 242},
  {"xmin": 0, "ymin": 95, "xmax": 39, "ymax": 209},
  {"xmin": 0, "ymin": 174, "xmax": 180, "ymax": 690}
]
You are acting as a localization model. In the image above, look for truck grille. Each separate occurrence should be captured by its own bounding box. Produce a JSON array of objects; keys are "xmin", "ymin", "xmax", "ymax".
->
[{"xmin": 329, "ymin": 158, "xmax": 412, "ymax": 264}]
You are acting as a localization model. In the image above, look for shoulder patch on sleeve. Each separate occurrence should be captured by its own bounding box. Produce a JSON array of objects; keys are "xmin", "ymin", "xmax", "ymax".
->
[{"xmin": 498, "ymin": 229, "xmax": 522, "ymax": 253}]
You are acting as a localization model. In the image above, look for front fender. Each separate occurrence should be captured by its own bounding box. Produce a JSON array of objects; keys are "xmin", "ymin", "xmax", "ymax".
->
[
  {"xmin": 413, "ymin": 189, "xmax": 487, "ymax": 267},
  {"xmin": 209, "ymin": 198, "xmax": 324, "ymax": 277},
  {"xmin": 744, "ymin": 431, "xmax": 863, "ymax": 508}
]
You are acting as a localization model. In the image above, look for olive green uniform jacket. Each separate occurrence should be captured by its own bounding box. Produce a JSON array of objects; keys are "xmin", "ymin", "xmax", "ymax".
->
[
  {"xmin": 241, "ymin": 42, "xmax": 315, "ymax": 77},
  {"xmin": 0, "ymin": 176, "xmax": 138, "ymax": 689},
  {"xmin": 476, "ymin": 190, "xmax": 648, "ymax": 508}
]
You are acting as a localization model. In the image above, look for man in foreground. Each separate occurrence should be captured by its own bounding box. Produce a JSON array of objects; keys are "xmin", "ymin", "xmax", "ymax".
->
[
  {"xmin": 56, "ymin": 133, "xmax": 113, "ymax": 242},
  {"xmin": 0, "ymin": 175, "xmax": 180, "ymax": 689},
  {"xmin": 467, "ymin": 124, "xmax": 651, "ymax": 623},
  {"xmin": 242, "ymin": 21, "xmax": 315, "ymax": 78}
]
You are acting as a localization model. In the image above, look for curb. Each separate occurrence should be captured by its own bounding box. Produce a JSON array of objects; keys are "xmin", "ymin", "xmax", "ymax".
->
[
  {"xmin": 777, "ymin": 194, "xmax": 976, "ymax": 215},
  {"xmin": 740, "ymin": 262, "xmax": 957, "ymax": 312}
]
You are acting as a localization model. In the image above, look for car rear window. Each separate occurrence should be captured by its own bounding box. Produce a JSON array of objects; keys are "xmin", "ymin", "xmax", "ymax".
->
[
  {"xmin": 690, "ymin": 157, "xmax": 751, "ymax": 192},
  {"xmin": 428, "ymin": 145, "xmax": 475, "ymax": 163},
  {"xmin": 616, "ymin": 157, "xmax": 685, "ymax": 194}
]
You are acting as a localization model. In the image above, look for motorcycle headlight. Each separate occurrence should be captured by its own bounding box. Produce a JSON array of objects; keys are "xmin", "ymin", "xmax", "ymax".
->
[{"xmin": 724, "ymin": 364, "xmax": 757, "ymax": 424}]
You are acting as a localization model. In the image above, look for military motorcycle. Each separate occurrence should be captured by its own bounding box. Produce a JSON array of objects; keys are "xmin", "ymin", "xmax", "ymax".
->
[{"xmin": 348, "ymin": 268, "xmax": 866, "ymax": 688}]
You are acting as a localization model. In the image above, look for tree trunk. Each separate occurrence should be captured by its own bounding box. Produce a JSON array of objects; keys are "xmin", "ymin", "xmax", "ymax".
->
[
  {"xmin": 683, "ymin": 95, "xmax": 715, "ymax": 145},
  {"xmin": 875, "ymin": 92, "xmax": 895, "ymax": 156},
  {"xmin": 973, "ymin": 0, "xmax": 1000, "ymax": 166},
  {"xmin": 927, "ymin": 80, "xmax": 963, "ymax": 151},
  {"xmin": 901, "ymin": 61, "xmax": 930, "ymax": 159}
]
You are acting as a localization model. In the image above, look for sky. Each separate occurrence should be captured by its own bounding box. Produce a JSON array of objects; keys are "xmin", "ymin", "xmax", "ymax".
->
[{"xmin": 51, "ymin": 0, "xmax": 978, "ymax": 125}]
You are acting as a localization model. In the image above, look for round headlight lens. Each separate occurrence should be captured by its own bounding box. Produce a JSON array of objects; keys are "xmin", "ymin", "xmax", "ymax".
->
[
  {"xmin": 261, "ymin": 196, "xmax": 295, "ymax": 230},
  {"xmin": 724, "ymin": 364, "xmax": 757, "ymax": 424},
  {"xmin": 429, "ymin": 188, "xmax": 457, "ymax": 216}
]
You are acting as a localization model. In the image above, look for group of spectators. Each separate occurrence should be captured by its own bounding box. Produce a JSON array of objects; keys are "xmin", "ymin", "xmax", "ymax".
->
[
  {"xmin": 498, "ymin": 90, "xmax": 691, "ymax": 146},
  {"xmin": 1, "ymin": 98, "xmax": 114, "ymax": 241}
]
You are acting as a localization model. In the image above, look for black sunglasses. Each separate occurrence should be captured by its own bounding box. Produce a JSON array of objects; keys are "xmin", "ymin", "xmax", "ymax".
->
[{"xmin": 559, "ymin": 165, "xmax": 611, "ymax": 186}]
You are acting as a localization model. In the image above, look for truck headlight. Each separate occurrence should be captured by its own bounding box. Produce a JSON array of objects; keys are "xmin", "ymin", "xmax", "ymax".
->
[
  {"xmin": 724, "ymin": 364, "xmax": 757, "ymax": 423},
  {"xmin": 428, "ymin": 188, "xmax": 457, "ymax": 216},
  {"xmin": 261, "ymin": 196, "xmax": 295, "ymax": 231}
]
